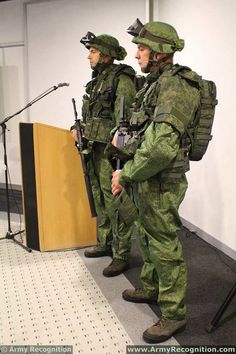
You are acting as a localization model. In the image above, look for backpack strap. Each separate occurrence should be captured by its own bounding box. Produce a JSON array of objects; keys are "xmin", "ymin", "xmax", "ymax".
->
[
  {"xmin": 172, "ymin": 64, "xmax": 201, "ymax": 89},
  {"xmin": 112, "ymin": 64, "xmax": 136, "ymax": 91}
]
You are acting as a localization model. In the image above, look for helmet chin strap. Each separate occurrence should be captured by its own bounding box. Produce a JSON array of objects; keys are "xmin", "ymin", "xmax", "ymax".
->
[
  {"xmin": 144, "ymin": 51, "xmax": 173, "ymax": 73},
  {"xmin": 142, "ymin": 61, "xmax": 153, "ymax": 74},
  {"xmin": 93, "ymin": 54, "xmax": 109, "ymax": 72}
]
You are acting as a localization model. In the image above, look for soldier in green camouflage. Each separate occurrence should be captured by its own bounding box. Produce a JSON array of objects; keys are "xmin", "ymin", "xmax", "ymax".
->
[
  {"xmin": 71, "ymin": 32, "xmax": 136, "ymax": 277},
  {"xmin": 111, "ymin": 20, "xmax": 200, "ymax": 342}
]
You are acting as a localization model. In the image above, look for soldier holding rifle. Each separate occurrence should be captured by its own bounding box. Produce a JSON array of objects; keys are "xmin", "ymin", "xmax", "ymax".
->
[{"xmin": 71, "ymin": 32, "xmax": 136, "ymax": 277}]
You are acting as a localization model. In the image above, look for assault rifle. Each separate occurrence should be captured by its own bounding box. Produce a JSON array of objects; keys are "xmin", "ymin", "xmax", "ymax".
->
[
  {"xmin": 113, "ymin": 96, "xmax": 138, "ymax": 240},
  {"xmin": 72, "ymin": 98, "xmax": 97, "ymax": 218},
  {"xmin": 116, "ymin": 95, "xmax": 130, "ymax": 163},
  {"xmin": 113, "ymin": 95, "xmax": 128, "ymax": 246}
]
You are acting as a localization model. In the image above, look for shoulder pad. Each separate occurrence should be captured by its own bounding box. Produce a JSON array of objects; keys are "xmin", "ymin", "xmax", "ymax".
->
[
  {"xmin": 172, "ymin": 65, "xmax": 201, "ymax": 87},
  {"xmin": 116, "ymin": 64, "xmax": 136, "ymax": 78}
]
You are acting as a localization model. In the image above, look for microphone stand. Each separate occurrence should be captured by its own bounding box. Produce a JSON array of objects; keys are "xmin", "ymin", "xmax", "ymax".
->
[{"xmin": 0, "ymin": 84, "xmax": 66, "ymax": 252}]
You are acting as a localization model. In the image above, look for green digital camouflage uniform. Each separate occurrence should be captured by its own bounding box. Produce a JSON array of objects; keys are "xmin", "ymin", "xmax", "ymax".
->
[
  {"xmin": 81, "ymin": 34, "xmax": 136, "ymax": 260},
  {"xmin": 117, "ymin": 21, "xmax": 200, "ymax": 320}
]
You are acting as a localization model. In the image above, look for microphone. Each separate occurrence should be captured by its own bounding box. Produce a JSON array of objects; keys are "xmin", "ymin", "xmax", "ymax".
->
[{"xmin": 54, "ymin": 82, "xmax": 70, "ymax": 89}]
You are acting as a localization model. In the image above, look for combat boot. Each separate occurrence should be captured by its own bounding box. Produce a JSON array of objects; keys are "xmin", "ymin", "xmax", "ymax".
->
[
  {"xmin": 122, "ymin": 288, "xmax": 157, "ymax": 304},
  {"xmin": 143, "ymin": 317, "xmax": 187, "ymax": 343},
  {"xmin": 103, "ymin": 259, "xmax": 128, "ymax": 277},
  {"xmin": 84, "ymin": 245, "xmax": 112, "ymax": 258}
]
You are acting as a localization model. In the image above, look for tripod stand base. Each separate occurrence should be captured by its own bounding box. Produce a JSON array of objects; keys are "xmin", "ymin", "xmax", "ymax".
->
[
  {"xmin": 206, "ymin": 324, "xmax": 215, "ymax": 333},
  {"xmin": 0, "ymin": 229, "xmax": 32, "ymax": 253},
  {"xmin": 6, "ymin": 229, "xmax": 24, "ymax": 239},
  {"xmin": 206, "ymin": 282, "xmax": 236, "ymax": 333}
]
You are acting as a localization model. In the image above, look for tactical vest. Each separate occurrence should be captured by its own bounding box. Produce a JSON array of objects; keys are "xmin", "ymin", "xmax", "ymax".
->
[
  {"xmin": 106, "ymin": 65, "xmax": 200, "ymax": 181},
  {"xmin": 152, "ymin": 65, "xmax": 197, "ymax": 180},
  {"xmin": 130, "ymin": 64, "xmax": 217, "ymax": 180},
  {"xmin": 82, "ymin": 64, "xmax": 135, "ymax": 144}
]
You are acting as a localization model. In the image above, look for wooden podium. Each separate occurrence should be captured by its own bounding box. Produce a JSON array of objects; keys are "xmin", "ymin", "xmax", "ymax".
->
[{"xmin": 19, "ymin": 122, "xmax": 97, "ymax": 251}]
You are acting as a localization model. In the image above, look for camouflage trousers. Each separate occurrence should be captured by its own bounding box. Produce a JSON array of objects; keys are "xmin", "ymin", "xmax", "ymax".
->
[
  {"xmin": 88, "ymin": 143, "xmax": 132, "ymax": 260},
  {"xmin": 134, "ymin": 175, "xmax": 188, "ymax": 320}
]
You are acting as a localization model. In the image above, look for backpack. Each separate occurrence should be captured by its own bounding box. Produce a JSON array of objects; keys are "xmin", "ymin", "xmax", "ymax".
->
[
  {"xmin": 134, "ymin": 74, "xmax": 146, "ymax": 92},
  {"xmin": 174, "ymin": 65, "xmax": 218, "ymax": 161}
]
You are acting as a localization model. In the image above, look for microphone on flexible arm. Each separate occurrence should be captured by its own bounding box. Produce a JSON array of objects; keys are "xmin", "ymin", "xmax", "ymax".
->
[
  {"xmin": 54, "ymin": 81, "xmax": 70, "ymax": 89},
  {"xmin": 1, "ymin": 81, "xmax": 71, "ymax": 125}
]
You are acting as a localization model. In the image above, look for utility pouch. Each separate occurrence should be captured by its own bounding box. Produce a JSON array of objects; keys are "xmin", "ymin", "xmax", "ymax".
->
[
  {"xmin": 83, "ymin": 117, "xmax": 114, "ymax": 143},
  {"xmin": 130, "ymin": 111, "xmax": 149, "ymax": 130},
  {"xmin": 161, "ymin": 146, "xmax": 190, "ymax": 180},
  {"xmin": 114, "ymin": 189, "xmax": 138, "ymax": 226}
]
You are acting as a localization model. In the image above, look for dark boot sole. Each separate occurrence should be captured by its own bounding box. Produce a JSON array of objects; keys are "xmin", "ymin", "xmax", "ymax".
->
[
  {"xmin": 143, "ymin": 324, "xmax": 186, "ymax": 344},
  {"xmin": 84, "ymin": 250, "xmax": 112, "ymax": 258},
  {"xmin": 122, "ymin": 292, "xmax": 157, "ymax": 304},
  {"xmin": 103, "ymin": 265, "xmax": 129, "ymax": 277}
]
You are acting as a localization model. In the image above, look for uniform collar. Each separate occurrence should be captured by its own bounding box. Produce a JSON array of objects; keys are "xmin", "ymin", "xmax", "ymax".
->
[
  {"xmin": 159, "ymin": 63, "xmax": 174, "ymax": 74},
  {"xmin": 146, "ymin": 71, "xmax": 160, "ymax": 84},
  {"xmin": 92, "ymin": 62, "xmax": 114, "ymax": 77}
]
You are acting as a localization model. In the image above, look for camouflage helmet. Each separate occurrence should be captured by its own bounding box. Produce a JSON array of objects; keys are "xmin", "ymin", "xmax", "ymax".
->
[
  {"xmin": 127, "ymin": 18, "xmax": 184, "ymax": 53},
  {"xmin": 80, "ymin": 32, "xmax": 127, "ymax": 61}
]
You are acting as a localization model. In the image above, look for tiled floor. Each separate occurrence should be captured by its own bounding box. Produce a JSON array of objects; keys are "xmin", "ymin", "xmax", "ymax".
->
[{"xmin": 0, "ymin": 216, "xmax": 133, "ymax": 353}]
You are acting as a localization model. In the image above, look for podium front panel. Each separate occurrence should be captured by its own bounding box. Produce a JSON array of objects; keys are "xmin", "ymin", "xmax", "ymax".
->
[{"xmin": 20, "ymin": 122, "xmax": 97, "ymax": 251}]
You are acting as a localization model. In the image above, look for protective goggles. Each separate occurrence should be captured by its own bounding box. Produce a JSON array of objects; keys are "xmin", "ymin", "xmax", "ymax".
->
[
  {"xmin": 80, "ymin": 32, "xmax": 97, "ymax": 46},
  {"xmin": 127, "ymin": 18, "xmax": 144, "ymax": 36},
  {"xmin": 127, "ymin": 18, "xmax": 174, "ymax": 46}
]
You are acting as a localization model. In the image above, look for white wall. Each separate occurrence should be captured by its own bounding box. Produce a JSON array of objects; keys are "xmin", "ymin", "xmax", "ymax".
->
[
  {"xmin": 0, "ymin": 0, "xmax": 146, "ymax": 186},
  {"xmin": 157, "ymin": 0, "xmax": 236, "ymax": 254},
  {"xmin": 0, "ymin": 0, "xmax": 26, "ymax": 187},
  {"xmin": 26, "ymin": 0, "xmax": 146, "ymax": 129}
]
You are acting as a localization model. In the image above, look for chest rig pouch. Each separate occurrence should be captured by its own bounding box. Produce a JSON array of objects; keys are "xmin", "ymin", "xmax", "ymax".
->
[
  {"xmin": 84, "ymin": 117, "xmax": 114, "ymax": 143},
  {"xmin": 83, "ymin": 64, "xmax": 135, "ymax": 144}
]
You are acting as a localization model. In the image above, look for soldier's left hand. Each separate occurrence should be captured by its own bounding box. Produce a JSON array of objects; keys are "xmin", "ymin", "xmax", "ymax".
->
[
  {"xmin": 71, "ymin": 129, "xmax": 78, "ymax": 142},
  {"xmin": 112, "ymin": 170, "xmax": 123, "ymax": 195},
  {"xmin": 112, "ymin": 130, "xmax": 119, "ymax": 147}
]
